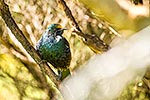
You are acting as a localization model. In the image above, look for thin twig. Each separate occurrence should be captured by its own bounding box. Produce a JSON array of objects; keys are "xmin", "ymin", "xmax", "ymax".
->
[
  {"xmin": 57, "ymin": 0, "xmax": 84, "ymax": 35},
  {"xmin": 0, "ymin": 1, "xmax": 60, "ymax": 99},
  {"xmin": 57, "ymin": 0, "xmax": 110, "ymax": 53}
]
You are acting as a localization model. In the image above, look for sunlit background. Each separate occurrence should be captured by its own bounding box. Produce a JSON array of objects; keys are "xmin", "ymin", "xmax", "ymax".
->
[{"xmin": 0, "ymin": 0, "xmax": 149, "ymax": 100}]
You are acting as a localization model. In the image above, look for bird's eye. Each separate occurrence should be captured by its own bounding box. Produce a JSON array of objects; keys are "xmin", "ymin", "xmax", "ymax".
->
[
  {"xmin": 56, "ymin": 30, "xmax": 62, "ymax": 34},
  {"xmin": 53, "ymin": 28, "xmax": 60, "ymax": 33}
]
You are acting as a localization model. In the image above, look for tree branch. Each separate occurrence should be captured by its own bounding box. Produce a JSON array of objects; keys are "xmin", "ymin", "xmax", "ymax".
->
[
  {"xmin": 57, "ymin": 0, "xmax": 110, "ymax": 53},
  {"xmin": 0, "ymin": 1, "xmax": 60, "ymax": 99}
]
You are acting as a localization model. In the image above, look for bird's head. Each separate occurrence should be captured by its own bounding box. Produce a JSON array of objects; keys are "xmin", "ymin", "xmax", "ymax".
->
[{"xmin": 47, "ymin": 24, "xmax": 67, "ymax": 36}]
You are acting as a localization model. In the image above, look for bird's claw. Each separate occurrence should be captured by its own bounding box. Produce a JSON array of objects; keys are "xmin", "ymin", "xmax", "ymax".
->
[{"xmin": 56, "ymin": 70, "xmax": 62, "ymax": 80}]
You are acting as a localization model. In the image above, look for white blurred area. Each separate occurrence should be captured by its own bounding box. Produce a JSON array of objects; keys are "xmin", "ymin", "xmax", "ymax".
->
[
  {"xmin": 116, "ymin": 0, "xmax": 149, "ymax": 18},
  {"xmin": 60, "ymin": 26, "xmax": 150, "ymax": 100}
]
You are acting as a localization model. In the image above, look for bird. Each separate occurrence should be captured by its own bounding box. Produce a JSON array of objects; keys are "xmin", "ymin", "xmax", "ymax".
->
[{"xmin": 36, "ymin": 24, "xmax": 71, "ymax": 80}]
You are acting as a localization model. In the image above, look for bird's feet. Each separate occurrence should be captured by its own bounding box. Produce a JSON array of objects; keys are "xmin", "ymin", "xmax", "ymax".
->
[
  {"xmin": 56, "ymin": 69, "xmax": 71, "ymax": 81},
  {"xmin": 56, "ymin": 70, "xmax": 62, "ymax": 81}
]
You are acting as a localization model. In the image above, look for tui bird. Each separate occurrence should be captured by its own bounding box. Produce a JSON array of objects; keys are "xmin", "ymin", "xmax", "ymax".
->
[{"xmin": 36, "ymin": 24, "xmax": 71, "ymax": 80}]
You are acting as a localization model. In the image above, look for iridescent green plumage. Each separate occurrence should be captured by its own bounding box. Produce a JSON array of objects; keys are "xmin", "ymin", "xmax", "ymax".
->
[{"xmin": 36, "ymin": 24, "xmax": 71, "ymax": 80}]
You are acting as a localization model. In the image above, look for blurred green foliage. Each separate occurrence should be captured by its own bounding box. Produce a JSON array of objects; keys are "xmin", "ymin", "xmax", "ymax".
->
[{"xmin": 0, "ymin": 54, "xmax": 48, "ymax": 100}]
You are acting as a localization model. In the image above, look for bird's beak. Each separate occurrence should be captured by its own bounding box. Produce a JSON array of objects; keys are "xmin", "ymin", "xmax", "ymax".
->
[{"xmin": 59, "ymin": 28, "xmax": 67, "ymax": 34}]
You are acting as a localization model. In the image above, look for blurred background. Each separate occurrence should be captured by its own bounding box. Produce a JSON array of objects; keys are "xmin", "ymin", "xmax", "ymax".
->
[{"xmin": 0, "ymin": 0, "xmax": 149, "ymax": 100}]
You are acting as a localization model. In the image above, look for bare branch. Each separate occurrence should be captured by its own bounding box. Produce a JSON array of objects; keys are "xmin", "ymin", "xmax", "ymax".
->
[
  {"xmin": 0, "ymin": 1, "xmax": 60, "ymax": 99},
  {"xmin": 57, "ymin": 0, "xmax": 110, "ymax": 53}
]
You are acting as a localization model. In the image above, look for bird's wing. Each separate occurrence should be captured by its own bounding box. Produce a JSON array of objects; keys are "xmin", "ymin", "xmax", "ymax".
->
[
  {"xmin": 63, "ymin": 38, "xmax": 70, "ymax": 47},
  {"xmin": 63, "ymin": 38, "xmax": 71, "ymax": 54}
]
